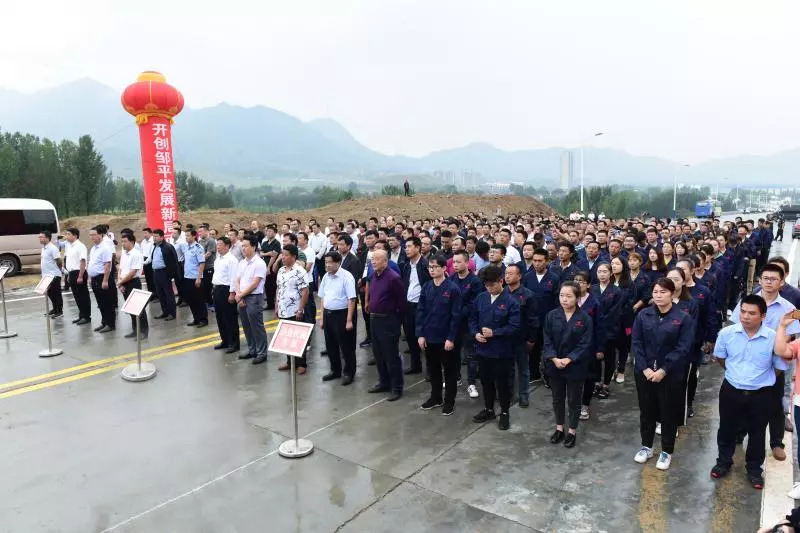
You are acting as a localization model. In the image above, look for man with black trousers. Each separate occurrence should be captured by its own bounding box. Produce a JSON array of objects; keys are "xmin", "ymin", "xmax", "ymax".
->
[
  {"xmin": 337, "ymin": 234, "xmax": 363, "ymax": 342},
  {"xmin": 523, "ymin": 248, "xmax": 561, "ymax": 383},
  {"xmin": 260, "ymin": 224, "xmax": 281, "ymax": 311},
  {"xmin": 139, "ymin": 227, "xmax": 156, "ymax": 300},
  {"xmin": 358, "ymin": 229, "xmax": 378, "ymax": 348},
  {"xmin": 711, "ymin": 294, "xmax": 788, "ymax": 490},
  {"xmin": 319, "ymin": 251, "xmax": 358, "ymax": 385},
  {"xmin": 88, "ymin": 226, "xmax": 115, "ymax": 333},
  {"xmin": 151, "ymin": 229, "xmax": 178, "ymax": 321},
  {"xmin": 183, "ymin": 229, "xmax": 208, "ymax": 327},
  {"xmin": 116, "ymin": 232, "xmax": 148, "ymax": 339},
  {"xmin": 400, "ymin": 236, "xmax": 431, "ymax": 375},
  {"xmin": 64, "ymin": 228, "xmax": 91, "ymax": 325},
  {"xmin": 211, "ymin": 237, "xmax": 240, "ymax": 353}
]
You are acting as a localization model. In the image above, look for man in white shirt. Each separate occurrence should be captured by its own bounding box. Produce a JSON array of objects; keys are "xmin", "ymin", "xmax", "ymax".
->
[
  {"xmin": 309, "ymin": 222, "xmax": 328, "ymax": 285},
  {"xmin": 235, "ymin": 235, "xmax": 269, "ymax": 363},
  {"xmin": 138, "ymin": 227, "xmax": 156, "ymax": 300},
  {"xmin": 276, "ymin": 244, "xmax": 310, "ymax": 374},
  {"xmin": 498, "ymin": 228, "xmax": 521, "ymax": 266},
  {"xmin": 227, "ymin": 229, "xmax": 244, "ymax": 261},
  {"xmin": 212, "ymin": 237, "xmax": 240, "ymax": 354},
  {"xmin": 117, "ymin": 232, "xmax": 148, "ymax": 339},
  {"xmin": 319, "ymin": 250, "xmax": 357, "ymax": 385},
  {"xmin": 39, "ymin": 230, "xmax": 63, "ymax": 318},
  {"xmin": 88, "ymin": 226, "xmax": 115, "ymax": 332},
  {"xmin": 64, "ymin": 228, "xmax": 90, "ymax": 324}
]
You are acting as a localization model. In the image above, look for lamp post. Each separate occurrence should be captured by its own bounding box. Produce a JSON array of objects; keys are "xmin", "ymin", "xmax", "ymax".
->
[
  {"xmin": 673, "ymin": 164, "xmax": 690, "ymax": 219},
  {"xmin": 579, "ymin": 132, "xmax": 604, "ymax": 213}
]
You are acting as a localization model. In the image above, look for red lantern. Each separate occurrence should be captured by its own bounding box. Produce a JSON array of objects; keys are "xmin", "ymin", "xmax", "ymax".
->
[{"xmin": 121, "ymin": 71, "xmax": 184, "ymax": 232}]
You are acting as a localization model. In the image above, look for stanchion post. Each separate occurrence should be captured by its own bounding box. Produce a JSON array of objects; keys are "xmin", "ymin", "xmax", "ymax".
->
[
  {"xmin": 38, "ymin": 280, "xmax": 62, "ymax": 357},
  {"xmin": 0, "ymin": 277, "xmax": 17, "ymax": 339},
  {"xmin": 121, "ymin": 288, "xmax": 156, "ymax": 382},
  {"xmin": 274, "ymin": 320, "xmax": 314, "ymax": 459}
]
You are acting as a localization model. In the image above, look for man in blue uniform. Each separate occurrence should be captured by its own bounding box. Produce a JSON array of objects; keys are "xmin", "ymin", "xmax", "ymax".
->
[
  {"xmin": 505, "ymin": 263, "xmax": 538, "ymax": 407},
  {"xmin": 524, "ymin": 248, "xmax": 561, "ymax": 384},
  {"xmin": 450, "ymin": 250, "xmax": 484, "ymax": 398}
]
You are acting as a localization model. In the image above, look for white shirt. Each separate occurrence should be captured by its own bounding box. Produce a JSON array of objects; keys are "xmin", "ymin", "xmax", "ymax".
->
[
  {"xmin": 407, "ymin": 259, "xmax": 422, "ymax": 303},
  {"xmin": 503, "ymin": 245, "xmax": 521, "ymax": 266},
  {"xmin": 88, "ymin": 243, "xmax": 112, "ymax": 277},
  {"xmin": 40, "ymin": 243, "xmax": 61, "ymax": 278},
  {"xmin": 102, "ymin": 235, "xmax": 116, "ymax": 257},
  {"xmin": 362, "ymin": 250, "xmax": 373, "ymax": 279},
  {"xmin": 309, "ymin": 231, "xmax": 328, "ymax": 260},
  {"xmin": 319, "ymin": 267, "xmax": 356, "ymax": 310},
  {"xmin": 64, "ymin": 240, "xmax": 88, "ymax": 272},
  {"xmin": 236, "ymin": 255, "xmax": 267, "ymax": 295},
  {"xmin": 212, "ymin": 251, "xmax": 238, "ymax": 287},
  {"xmin": 301, "ymin": 246, "xmax": 315, "ymax": 283},
  {"xmin": 138, "ymin": 237, "xmax": 154, "ymax": 264},
  {"xmin": 119, "ymin": 247, "xmax": 144, "ymax": 279}
]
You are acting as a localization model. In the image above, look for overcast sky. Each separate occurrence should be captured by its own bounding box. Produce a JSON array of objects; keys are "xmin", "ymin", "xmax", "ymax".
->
[{"xmin": 2, "ymin": 0, "xmax": 798, "ymax": 164}]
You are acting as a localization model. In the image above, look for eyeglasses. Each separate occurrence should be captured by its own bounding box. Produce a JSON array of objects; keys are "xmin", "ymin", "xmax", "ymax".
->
[
  {"xmin": 428, "ymin": 265, "xmax": 443, "ymax": 270},
  {"xmin": 761, "ymin": 277, "xmax": 781, "ymax": 283}
]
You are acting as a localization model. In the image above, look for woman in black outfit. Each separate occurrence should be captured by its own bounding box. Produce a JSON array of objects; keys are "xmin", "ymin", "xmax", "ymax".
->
[{"xmin": 543, "ymin": 281, "xmax": 593, "ymax": 448}]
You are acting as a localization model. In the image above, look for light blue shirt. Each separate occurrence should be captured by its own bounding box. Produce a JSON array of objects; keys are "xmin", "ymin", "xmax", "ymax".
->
[
  {"xmin": 472, "ymin": 254, "xmax": 489, "ymax": 272},
  {"xmin": 732, "ymin": 294, "xmax": 800, "ymax": 335},
  {"xmin": 183, "ymin": 242, "xmax": 205, "ymax": 279},
  {"xmin": 152, "ymin": 245, "xmax": 165, "ymax": 270},
  {"xmin": 318, "ymin": 267, "xmax": 357, "ymax": 310},
  {"xmin": 174, "ymin": 240, "xmax": 187, "ymax": 262},
  {"xmin": 87, "ymin": 244, "xmax": 112, "ymax": 277},
  {"xmin": 713, "ymin": 323, "xmax": 788, "ymax": 390}
]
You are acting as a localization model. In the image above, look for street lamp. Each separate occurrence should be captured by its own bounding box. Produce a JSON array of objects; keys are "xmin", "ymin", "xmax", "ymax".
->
[
  {"xmin": 673, "ymin": 164, "xmax": 690, "ymax": 219},
  {"xmin": 580, "ymin": 132, "xmax": 604, "ymax": 213}
]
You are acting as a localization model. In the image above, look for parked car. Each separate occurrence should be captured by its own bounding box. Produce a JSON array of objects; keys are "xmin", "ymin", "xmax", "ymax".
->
[{"xmin": 0, "ymin": 198, "xmax": 59, "ymax": 276}]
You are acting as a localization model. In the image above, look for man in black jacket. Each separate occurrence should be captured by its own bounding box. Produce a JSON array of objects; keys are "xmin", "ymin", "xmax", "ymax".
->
[
  {"xmin": 337, "ymin": 234, "xmax": 362, "ymax": 341},
  {"xmin": 400, "ymin": 237, "xmax": 432, "ymax": 374},
  {"xmin": 151, "ymin": 229, "xmax": 179, "ymax": 320}
]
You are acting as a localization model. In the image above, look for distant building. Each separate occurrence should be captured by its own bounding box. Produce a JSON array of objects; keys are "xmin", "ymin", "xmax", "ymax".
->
[{"xmin": 560, "ymin": 151, "xmax": 574, "ymax": 190}]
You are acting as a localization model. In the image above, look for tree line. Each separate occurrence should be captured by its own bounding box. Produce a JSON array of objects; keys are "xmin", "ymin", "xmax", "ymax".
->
[{"xmin": 0, "ymin": 130, "xmax": 233, "ymax": 217}]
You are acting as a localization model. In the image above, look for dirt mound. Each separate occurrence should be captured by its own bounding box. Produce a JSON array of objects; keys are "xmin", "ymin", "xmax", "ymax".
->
[{"xmin": 60, "ymin": 193, "xmax": 554, "ymax": 239}]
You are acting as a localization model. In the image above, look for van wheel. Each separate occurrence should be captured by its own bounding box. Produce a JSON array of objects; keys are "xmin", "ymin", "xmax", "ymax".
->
[{"xmin": 0, "ymin": 254, "xmax": 21, "ymax": 276}]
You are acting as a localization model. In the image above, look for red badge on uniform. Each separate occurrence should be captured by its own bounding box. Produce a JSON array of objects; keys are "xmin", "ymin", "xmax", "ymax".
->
[
  {"xmin": 443, "ymin": 291, "xmax": 450, "ymax": 297},
  {"xmin": 575, "ymin": 320, "xmax": 584, "ymax": 328},
  {"xmin": 672, "ymin": 319, "xmax": 681, "ymax": 326},
  {"xmin": 498, "ymin": 304, "xmax": 506, "ymax": 310}
]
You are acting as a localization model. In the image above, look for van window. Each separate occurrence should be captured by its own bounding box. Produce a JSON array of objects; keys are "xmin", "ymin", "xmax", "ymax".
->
[{"xmin": 0, "ymin": 209, "xmax": 58, "ymax": 236}]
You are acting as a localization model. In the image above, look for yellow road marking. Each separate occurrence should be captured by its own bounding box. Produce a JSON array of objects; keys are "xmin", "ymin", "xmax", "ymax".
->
[
  {"xmin": 0, "ymin": 323, "xmax": 284, "ymax": 399},
  {"xmin": 0, "ymin": 317, "xmax": 282, "ymax": 390}
]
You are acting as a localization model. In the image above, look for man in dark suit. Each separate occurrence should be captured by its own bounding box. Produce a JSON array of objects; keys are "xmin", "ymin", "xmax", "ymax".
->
[
  {"xmin": 151, "ymin": 229, "xmax": 179, "ymax": 320},
  {"xmin": 337, "ymin": 234, "xmax": 363, "ymax": 341},
  {"xmin": 400, "ymin": 236, "xmax": 432, "ymax": 374}
]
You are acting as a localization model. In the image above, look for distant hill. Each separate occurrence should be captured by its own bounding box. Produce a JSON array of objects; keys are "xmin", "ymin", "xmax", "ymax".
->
[{"xmin": 1, "ymin": 78, "xmax": 798, "ymax": 187}]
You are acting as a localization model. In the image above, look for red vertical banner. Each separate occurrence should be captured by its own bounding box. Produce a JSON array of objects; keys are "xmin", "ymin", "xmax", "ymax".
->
[{"xmin": 138, "ymin": 116, "xmax": 178, "ymax": 232}]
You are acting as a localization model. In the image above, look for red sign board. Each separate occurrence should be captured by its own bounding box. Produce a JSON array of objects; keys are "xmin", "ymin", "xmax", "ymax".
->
[
  {"xmin": 138, "ymin": 117, "xmax": 178, "ymax": 233},
  {"xmin": 269, "ymin": 320, "xmax": 314, "ymax": 358}
]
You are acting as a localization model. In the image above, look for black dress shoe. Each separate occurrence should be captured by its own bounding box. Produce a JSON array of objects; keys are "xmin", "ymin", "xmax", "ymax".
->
[
  {"xmin": 225, "ymin": 347, "xmax": 240, "ymax": 354},
  {"xmin": 386, "ymin": 392, "xmax": 402, "ymax": 402},
  {"xmin": 164, "ymin": 315, "xmax": 175, "ymax": 321},
  {"xmin": 403, "ymin": 367, "xmax": 422, "ymax": 375},
  {"xmin": 472, "ymin": 409, "xmax": 496, "ymax": 423},
  {"xmin": 368, "ymin": 384, "xmax": 390, "ymax": 394},
  {"xmin": 341, "ymin": 375, "xmax": 354, "ymax": 386},
  {"xmin": 550, "ymin": 430, "xmax": 565, "ymax": 444},
  {"xmin": 519, "ymin": 398, "xmax": 530, "ymax": 408},
  {"xmin": 367, "ymin": 358, "xmax": 377, "ymax": 366},
  {"xmin": 359, "ymin": 338, "xmax": 371, "ymax": 347},
  {"xmin": 75, "ymin": 318, "xmax": 90, "ymax": 325},
  {"xmin": 213, "ymin": 343, "xmax": 227, "ymax": 350},
  {"xmin": 564, "ymin": 433, "xmax": 576, "ymax": 448},
  {"xmin": 322, "ymin": 372, "xmax": 341, "ymax": 382},
  {"xmin": 498, "ymin": 413, "xmax": 510, "ymax": 431},
  {"xmin": 195, "ymin": 321, "xmax": 208, "ymax": 328},
  {"xmin": 154, "ymin": 314, "xmax": 168, "ymax": 319},
  {"xmin": 320, "ymin": 349, "xmax": 328, "ymax": 356},
  {"xmin": 72, "ymin": 318, "xmax": 81, "ymax": 324},
  {"xmin": 97, "ymin": 325, "xmax": 114, "ymax": 333},
  {"xmin": 93, "ymin": 325, "xmax": 104, "ymax": 332},
  {"xmin": 252, "ymin": 355, "xmax": 267, "ymax": 365},
  {"xmin": 238, "ymin": 353, "xmax": 255, "ymax": 360},
  {"xmin": 186, "ymin": 321, "xmax": 198, "ymax": 327},
  {"xmin": 124, "ymin": 332, "xmax": 137, "ymax": 339}
]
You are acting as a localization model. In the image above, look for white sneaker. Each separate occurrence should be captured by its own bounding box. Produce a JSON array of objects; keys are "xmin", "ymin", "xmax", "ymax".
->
[
  {"xmin": 467, "ymin": 384, "xmax": 479, "ymax": 398},
  {"xmin": 579, "ymin": 406, "xmax": 590, "ymax": 420},
  {"xmin": 615, "ymin": 372, "xmax": 625, "ymax": 384},
  {"xmin": 656, "ymin": 451, "xmax": 672, "ymax": 470},
  {"xmin": 788, "ymin": 482, "xmax": 800, "ymax": 500},
  {"xmin": 634, "ymin": 447, "xmax": 654, "ymax": 463},
  {"xmin": 655, "ymin": 422, "xmax": 662, "ymax": 435}
]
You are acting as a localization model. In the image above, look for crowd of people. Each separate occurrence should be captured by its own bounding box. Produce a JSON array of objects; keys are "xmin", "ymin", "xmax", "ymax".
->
[{"xmin": 40, "ymin": 209, "xmax": 800, "ymax": 492}]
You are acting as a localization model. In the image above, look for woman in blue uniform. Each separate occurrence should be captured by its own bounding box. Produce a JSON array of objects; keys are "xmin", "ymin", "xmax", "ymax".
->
[
  {"xmin": 591, "ymin": 262, "xmax": 622, "ymax": 399},
  {"xmin": 573, "ymin": 271, "xmax": 599, "ymax": 421},
  {"xmin": 611, "ymin": 256, "xmax": 635, "ymax": 384},
  {"xmin": 632, "ymin": 277, "xmax": 694, "ymax": 471},
  {"xmin": 544, "ymin": 280, "xmax": 593, "ymax": 447},
  {"xmin": 416, "ymin": 254, "xmax": 463, "ymax": 416}
]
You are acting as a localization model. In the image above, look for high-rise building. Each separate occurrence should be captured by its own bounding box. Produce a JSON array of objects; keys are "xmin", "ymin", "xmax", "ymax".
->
[{"xmin": 560, "ymin": 151, "xmax": 574, "ymax": 190}]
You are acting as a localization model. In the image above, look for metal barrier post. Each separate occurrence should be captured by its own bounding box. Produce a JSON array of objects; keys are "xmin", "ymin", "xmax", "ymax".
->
[
  {"xmin": 0, "ymin": 278, "xmax": 16, "ymax": 339},
  {"xmin": 38, "ymin": 290, "xmax": 62, "ymax": 357}
]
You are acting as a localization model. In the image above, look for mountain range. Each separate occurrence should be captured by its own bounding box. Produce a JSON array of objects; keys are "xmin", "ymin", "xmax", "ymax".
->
[{"xmin": 1, "ymin": 78, "xmax": 798, "ymax": 188}]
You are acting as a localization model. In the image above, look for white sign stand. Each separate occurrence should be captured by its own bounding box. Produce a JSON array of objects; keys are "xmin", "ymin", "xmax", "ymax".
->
[
  {"xmin": 0, "ymin": 267, "xmax": 16, "ymax": 339},
  {"xmin": 36, "ymin": 275, "xmax": 62, "ymax": 357},
  {"xmin": 269, "ymin": 319, "xmax": 315, "ymax": 458},
  {"xmin": 120, "ymin": 288, "xmax": 156, "ymax": 382}
]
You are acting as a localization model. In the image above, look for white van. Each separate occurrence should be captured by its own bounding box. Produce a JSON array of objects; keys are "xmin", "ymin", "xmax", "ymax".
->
[{"xmin": 0, "ymin": 198, "xmax": 59, "ymax": 276}]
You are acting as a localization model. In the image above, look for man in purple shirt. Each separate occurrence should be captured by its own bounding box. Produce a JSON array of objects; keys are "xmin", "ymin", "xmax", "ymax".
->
[{"xmin": 366, "ymin": 249, "xmax": 406, "ymax": 401}]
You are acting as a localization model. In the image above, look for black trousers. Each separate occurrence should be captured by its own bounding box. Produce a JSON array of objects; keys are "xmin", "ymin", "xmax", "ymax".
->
[
  {"xmin": 635, "ymin": 372, "xmax": 683, "ymax": 454},
  {"xmin": 120, "ymin": 278, "xmax": 149, "ymax": 334},
  {"xmin": 68, "ymin": 270, "xmax": 91, "ymax": 319},
  {"xmin": 371, "ymin": 313, "xmax": 404, "ymax": 393},
  {"xmin": 403, "ymin": 301, "xmax": 421, "ymax": 371},
  {"xmin": 213, "ymin": 285, "xmax": 239, "ymax": 349},
  {"xmin": 176, "ymin": 261, "xmax": 186, "ymax": 303},
  {"xmin": 685, "ymin": 361, "xmax": 700, "ymax": 410},
  {"xmin": 768, "ymin": 372, "xmax": 786, "ymax": 450},
  {"xmin": 359, "ymin": 286, "xmax": 370, "ymax": 340},
  {"xmin": 90, "ymin": 275, "xmax": 115, "ymax": 328},
  {"xmin": 426, "ymin": 342, "xmax": 459, "ymax": 405},
  {"xmin": 202, "ymin": 268, "xmax": 214, "ymax": 305},
  {"xmin": 143, "ymin": 263, "xmax": 155, "ymax": 297},
  {"xmin": 478, "ymin": 356, "xmax": 514, "ymax": 413},
  {"xmin": 153, "ymin": 269, "xmax": 176, "ymax": 318},
  {"xmin": 615, "ymin": 332, "xmax": 632, "ymax": 373},
  {"xmin": 323, "ymin": 308, "xmax": 356, "ymax": 377},
  {"xmin": 530, "ymin": 327, "xmax": 544, "ymax": 380},
  {"xmin": 182, "ymin": 278, "xmax": 208, "ymax": 323},
  {"xmin": 551, "ymin": 373, "xmax": 583, "ymax": 429},
  {"xmin": 717, "ymin": 379, "xmax": 771, "ymax": 474},
  {"xmin": 265, "ymin": 269, "xmax": 277, "ymax": 309},
  {"xmin": 601, "ymin": 339, "xmax": 618, "ymax": 385},
  {"xmin": 46, "ymin": 275, "xmax": 63, "ymax": 313}
]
